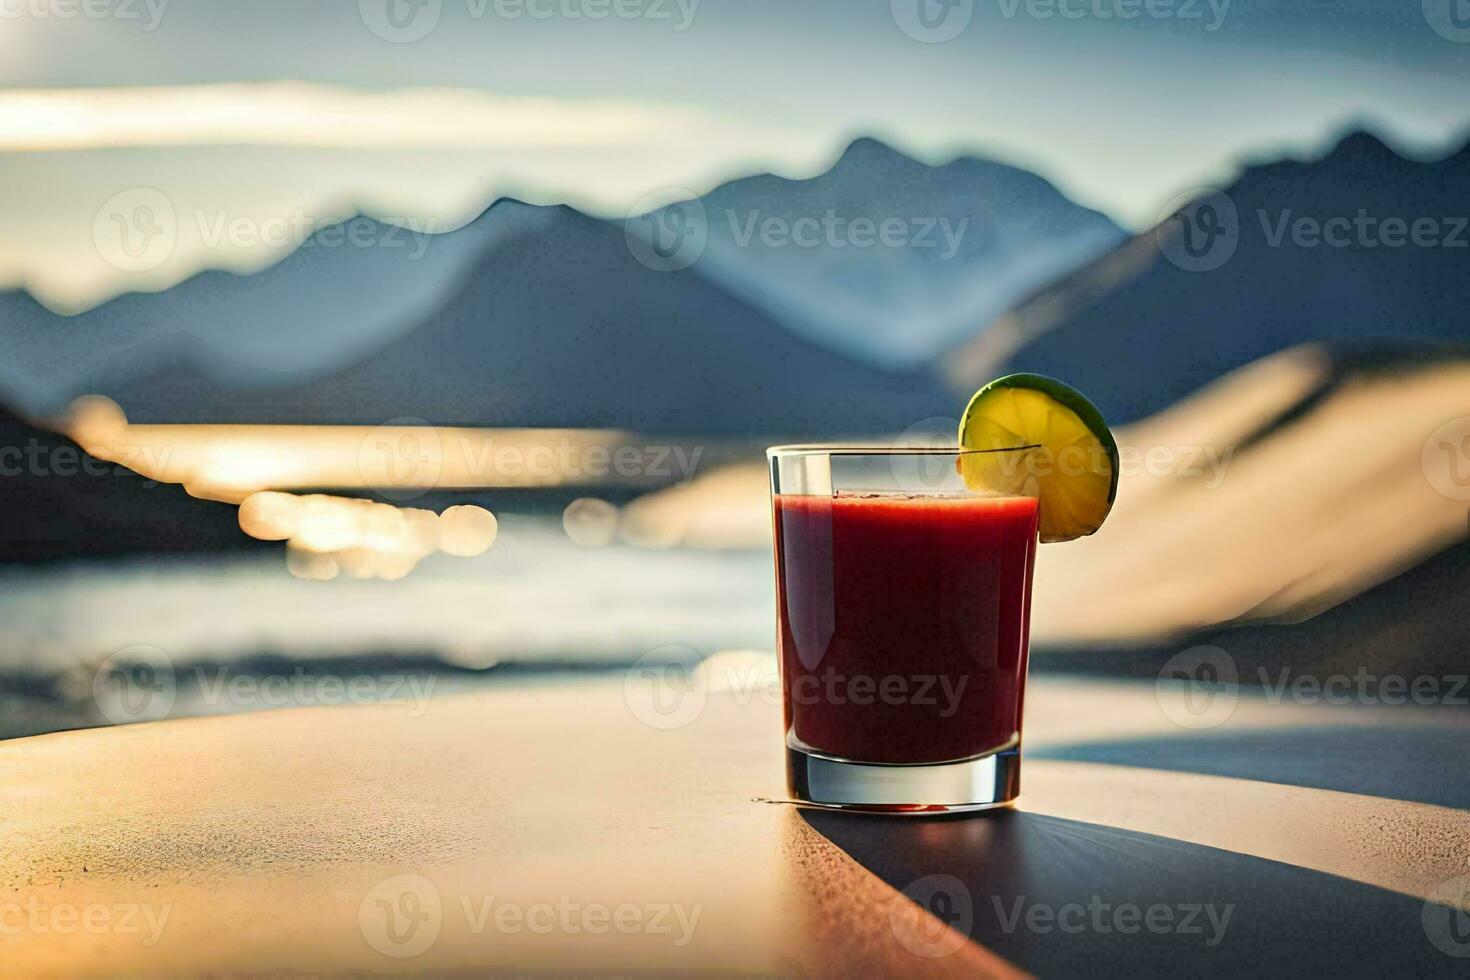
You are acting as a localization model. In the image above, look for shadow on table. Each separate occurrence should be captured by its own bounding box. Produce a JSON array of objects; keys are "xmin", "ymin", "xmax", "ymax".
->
[
  {"xmin": 803, "ymin": 808, "xmax": 1463, "ymax": 977},
  {"xmin": 1033, "ymin": 724, "xmax": 1470, "ymax": 809}
]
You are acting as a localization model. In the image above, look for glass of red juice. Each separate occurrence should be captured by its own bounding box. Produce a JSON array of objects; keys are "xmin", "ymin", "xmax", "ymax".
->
[{"xmin": 768, "ymin": 445, "xmax": 1040, "ymax": 813}]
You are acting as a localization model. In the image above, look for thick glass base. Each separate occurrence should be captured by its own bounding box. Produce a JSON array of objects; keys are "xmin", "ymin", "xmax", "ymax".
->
[{"xmin": 785, "ymin": 744, "xmax": 1020, "ymax": 815}]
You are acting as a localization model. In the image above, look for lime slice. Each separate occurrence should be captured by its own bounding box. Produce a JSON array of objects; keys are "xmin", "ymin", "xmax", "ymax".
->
[{"xmin": 958, "ymin": 374, "xmax": 1118, "ymax": 543}]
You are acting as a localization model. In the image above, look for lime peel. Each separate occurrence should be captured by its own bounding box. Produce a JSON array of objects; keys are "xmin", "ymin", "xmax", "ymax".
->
[{"xmin": 958, "ymin": 373, "xmax": 1118, "ymax": 543}]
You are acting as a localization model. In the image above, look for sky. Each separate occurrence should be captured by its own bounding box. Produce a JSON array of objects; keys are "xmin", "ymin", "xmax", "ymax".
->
[{"xmin": 0, "ymin": 0, "xmax": 1467, "ymax": 310}]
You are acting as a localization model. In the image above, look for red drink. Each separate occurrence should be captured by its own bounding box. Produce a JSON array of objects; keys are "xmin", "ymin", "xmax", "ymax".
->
[{"xmin": 773, "ymin": 492, "xmax": 1039, "ymax": 765}]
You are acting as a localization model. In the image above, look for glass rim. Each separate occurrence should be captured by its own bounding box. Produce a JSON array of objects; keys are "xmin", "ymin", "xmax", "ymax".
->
[{"xmin": 766, "ymin": 443, "xmax": 1041, "ymax": 458}]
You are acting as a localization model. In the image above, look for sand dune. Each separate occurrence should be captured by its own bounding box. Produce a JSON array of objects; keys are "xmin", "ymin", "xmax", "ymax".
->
[{"xmin": 624, "ymin": 345, "xmax": 1470, "ymax": 646}]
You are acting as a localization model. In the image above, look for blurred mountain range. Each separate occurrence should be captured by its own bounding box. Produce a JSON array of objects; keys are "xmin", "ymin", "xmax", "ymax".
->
[
  {"xmin": 6, "ymin": 130, "xmax": 1464, "ymax": 434},
  {"xmin": 105, "ymin": 202, "xmax": 953, "ymax": 431},
  {"xmin": 0, "ymin": 138, "xmax": 1120, "ymax": 431},
  {"xmin": 671, "ymin": 136, "xmax": 1123, "ymax": 367},
  {"xmin": 0, "ymin": 204, "xmax": 554, "ymax": 418},
  {"xmin": 943, "ymin": 130, "xmax": 1470, "ymax": 424},
  {"xmin": 0, "ymin": 127, "xmax": 1464, "ymax": 438}
]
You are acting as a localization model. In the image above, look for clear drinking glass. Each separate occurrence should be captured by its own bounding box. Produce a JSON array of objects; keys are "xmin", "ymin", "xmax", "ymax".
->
[{"xmin": 767, "ymin": 445, "xmax": 1040, "ymax": 814}]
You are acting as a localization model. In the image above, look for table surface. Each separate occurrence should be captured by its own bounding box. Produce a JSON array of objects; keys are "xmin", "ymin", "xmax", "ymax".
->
[{"xmin": 3, "ymin": 673, "xmax": 1469, "ymax": 977}]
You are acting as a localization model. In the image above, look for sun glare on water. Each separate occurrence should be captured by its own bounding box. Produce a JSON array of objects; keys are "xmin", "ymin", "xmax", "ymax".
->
[{"xmin": 56, "ymin": 395, "xmax": 625, "ymax": 580}]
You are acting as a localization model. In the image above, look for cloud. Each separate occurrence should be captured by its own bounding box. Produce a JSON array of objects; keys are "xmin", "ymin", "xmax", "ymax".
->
[
  {"xmin": 0, "ymin": 82, "xmax": 839, "ymax": 312},
  {"xmin": 0, "ymin": 82, "xmax": 702, "ymax": 152}
]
